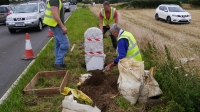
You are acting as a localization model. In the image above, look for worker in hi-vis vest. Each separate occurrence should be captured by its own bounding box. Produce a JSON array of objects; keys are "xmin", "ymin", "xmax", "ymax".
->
[
  {"xmin": 99, "ymin": 1, "xmax": 118, "ymax": 49},
  {"xmin": 43, "ymin": 0, "xmax": 70, "ymax": 70},
  {"xmin": 105, "ymin": 23, "xmax": 143, "ymax": 71}
]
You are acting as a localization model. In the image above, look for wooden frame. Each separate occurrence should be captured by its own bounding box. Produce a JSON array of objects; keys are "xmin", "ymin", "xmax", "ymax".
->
[{"xmin": 23, "ymin": 70, "xmax": 69, "ymax": 95}]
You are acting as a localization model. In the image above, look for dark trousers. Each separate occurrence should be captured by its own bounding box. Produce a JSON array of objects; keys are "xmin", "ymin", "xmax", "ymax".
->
[{"xmin": 103, "ymin": 26, "xmax": 117, "ymax": 49}]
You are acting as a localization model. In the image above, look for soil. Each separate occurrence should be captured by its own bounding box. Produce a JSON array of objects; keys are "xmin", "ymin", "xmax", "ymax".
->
[
  {"xmin": 78, "ymin": 70, "xmax": 119, "ymax": 112},
  {"xmin": 75, "ymin": 70, "xmax": 166, "ymax": 112},
  {"xmin": 145, "ymin": 98, "xmax": 167, "ymax": 110}
]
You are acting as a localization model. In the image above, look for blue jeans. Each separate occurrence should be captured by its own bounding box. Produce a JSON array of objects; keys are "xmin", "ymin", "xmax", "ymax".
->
[{"xmin": 50, "ymin": 26, "xmax": 70, "ymax": 64}]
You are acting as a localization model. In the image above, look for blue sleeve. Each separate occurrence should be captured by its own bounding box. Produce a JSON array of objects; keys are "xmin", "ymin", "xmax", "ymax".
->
[{"xmin": 114, "ymin": 38, "xmax": 129, "ymax": 64}]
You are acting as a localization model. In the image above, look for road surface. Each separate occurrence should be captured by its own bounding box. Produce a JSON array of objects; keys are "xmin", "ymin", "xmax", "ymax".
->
[{"xmin": 0, "ymin": 5, "xmax": 77, "ymax": 98}]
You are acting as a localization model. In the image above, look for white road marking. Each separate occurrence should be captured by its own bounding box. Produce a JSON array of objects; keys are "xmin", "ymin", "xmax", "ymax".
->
[{"xmin": 0, "ymin": 14, "xmax": 72, "ymax": 105}]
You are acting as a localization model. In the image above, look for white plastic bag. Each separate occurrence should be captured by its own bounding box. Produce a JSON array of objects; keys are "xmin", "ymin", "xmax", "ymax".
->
[
  {"xmin": 62, "ymin": 95, "xmax": 101, "ymax": 112},
  {"xmin": 118, "ymin": 58, "xmax": 144, "ymax": 105}
]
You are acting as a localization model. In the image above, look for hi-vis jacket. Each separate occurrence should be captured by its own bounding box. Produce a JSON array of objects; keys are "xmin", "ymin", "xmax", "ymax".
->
[
  {"xmin": 101, "ymin": 7, "xmax": 116, "ymax": 26},
  {"xmin": 43, "ymin": 0, "xmax": 62, "ymax": 27},
  {"xmin": 118, "ymin": 31, "xmax": 142, "ymax": 62}
]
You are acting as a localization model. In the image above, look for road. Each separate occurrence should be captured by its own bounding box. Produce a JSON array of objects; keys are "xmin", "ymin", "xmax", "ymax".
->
[{"xmin": 0, "ymin": 5, "xmax": 76, "ymax": 98}]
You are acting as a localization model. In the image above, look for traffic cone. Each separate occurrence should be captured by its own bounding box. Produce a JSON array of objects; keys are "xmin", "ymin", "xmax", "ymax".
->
[
  {"xmin": 47, "ymin": 29, "xmax": 54, "ymax": 37},
  {"xmin": 22, "ymin": 33, "xmax": 35, "ymax": 60}
]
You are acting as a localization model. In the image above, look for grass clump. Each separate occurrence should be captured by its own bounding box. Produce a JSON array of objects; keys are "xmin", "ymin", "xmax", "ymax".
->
[
  {"xmin": 142, "ymin": 43, "xmax": 200, "ymax": 112},
  {"xmin": 116, "ymin": 96, "xmax": 131, "ymax": 110},
  {"xmin": 34, "ymin": 76, "xmax": 63, "ymax": 89}
]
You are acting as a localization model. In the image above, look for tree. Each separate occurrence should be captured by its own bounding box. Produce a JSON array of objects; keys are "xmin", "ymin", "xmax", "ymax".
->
[{"xmin": 0, "ymin": 0, "xmax": 9, "ymax": 5}]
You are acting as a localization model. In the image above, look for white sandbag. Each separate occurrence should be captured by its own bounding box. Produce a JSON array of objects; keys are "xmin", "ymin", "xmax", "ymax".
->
[
  {"xmin": 137, "ymin": 70, "xmax": 149, "ymax": 103},
  {"xmin": 138, "ymin": 68, "xmax": 163, "ymax": 103},
  {"xmin": 62, "ymin": 108, "xmax": 77, "ymax": 112},
  {"xmin": 138, "ymin": 83, "xmax": 149, "ymax": 103},
  {"xmin": 62, "ymin": 95, "xmax": 101, "ymax": 112},
  {"xmin": 118, "ymin": 58, "xmax": 144, "ymax": 105},
  {"xmin": 145, "ymin": 67, "xmax": 163, "ymax": 97}
]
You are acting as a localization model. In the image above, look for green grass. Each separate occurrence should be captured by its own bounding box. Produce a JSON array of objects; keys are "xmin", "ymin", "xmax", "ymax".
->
[
  {"xmin": 116, "ymin": 96, "xmax": 131, "ymax": 110},
  {"xmin": 77, "ymin": 3, "xmax": 84, "ymax": 7},
  {"xmin": 0, "ymin": 8, "xmax": 100, "ymax": 112},
  {"xmin": 34, "ymin": 76, "xmax": 63, "ymax": 89},
  {"xmin": 0, "ymin": 6, "xmax": 200, "ymax": 112},
  {"xmin": 0, "ymin": 7, "xmax": 119, "ymax": 112},
  {"xmin": 77, "ymin": 3, "xmax": 90, "ymax": 7}
]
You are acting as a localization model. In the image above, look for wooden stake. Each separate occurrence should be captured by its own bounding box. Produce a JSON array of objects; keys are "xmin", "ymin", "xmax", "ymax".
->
[{"xmin": 70, "ymin": 44, "xmax": 76, "ymax": 52}]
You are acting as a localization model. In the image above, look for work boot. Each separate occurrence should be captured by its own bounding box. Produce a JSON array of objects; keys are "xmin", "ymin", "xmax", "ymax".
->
[
  {"xmin": 54, "ymin": 64, "xmax": 65, "ymax": 70},
  {"xmin": 62, "ymin": 64, "xmax": 67, "ymax": 68}
]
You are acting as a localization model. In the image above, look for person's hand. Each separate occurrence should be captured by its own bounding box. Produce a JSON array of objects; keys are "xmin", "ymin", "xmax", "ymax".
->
[
  {"xmin": 61, "ymin": 26, "xmax": 68, "ymax": 34},
  {"xmin": 105, "ymin": 64, "xmax": 112, "ymax": 71}
]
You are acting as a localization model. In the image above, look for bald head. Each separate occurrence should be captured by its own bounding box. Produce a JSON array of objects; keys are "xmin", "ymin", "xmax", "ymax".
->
[
  {"xmin": 103, "ymin": 1, "xmax": 110, "ymax": 6},
  {"xmin": 103, "ymin": 1, "xmax": 110, "ymax": 12}
]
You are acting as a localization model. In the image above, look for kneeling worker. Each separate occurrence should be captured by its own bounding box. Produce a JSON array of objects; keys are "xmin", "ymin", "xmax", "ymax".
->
[{"xmin": 105, "ymin": 23, "xmax": 142, "ymax": 71}]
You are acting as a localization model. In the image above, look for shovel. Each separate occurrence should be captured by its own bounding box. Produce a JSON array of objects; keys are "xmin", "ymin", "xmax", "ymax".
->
[{"xmin": 102, "ymin": 68, "xmax": 107, "ymax": 72}]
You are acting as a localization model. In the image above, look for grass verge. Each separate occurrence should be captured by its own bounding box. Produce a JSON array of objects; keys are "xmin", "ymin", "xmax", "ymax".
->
[
  {"xmin": 0, "ymin": 7, "xmax": 101, "ymax": 112},
  {"xmin": 0, "ymin": 6, "xmax": 200, "ymax": 112}
]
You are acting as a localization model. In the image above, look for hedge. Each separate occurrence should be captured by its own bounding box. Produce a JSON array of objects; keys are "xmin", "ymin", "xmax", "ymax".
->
[
  {"xmin": 130, "ymin": 0, "xmax": 180, "ymax": 8},
  {"xmin": 0, "ymin": 0, "xmax": 9, "ymax": 5},
  {"xmin": 189, "ymin": 0, "xmax": 200, "ymax": 6}
]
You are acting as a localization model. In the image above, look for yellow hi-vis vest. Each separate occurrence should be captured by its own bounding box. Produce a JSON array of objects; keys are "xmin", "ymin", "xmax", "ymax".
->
[
  {"xmin": 101, "ymin": 7, "xmax": 116, "ymax": 26},
  {"xmin": 43, "ymin": 0, "xmax": 62, "ymax": 27},
  {"xmin": 118, "ymin": 31, "xmax": 142, "ymax": 62}
]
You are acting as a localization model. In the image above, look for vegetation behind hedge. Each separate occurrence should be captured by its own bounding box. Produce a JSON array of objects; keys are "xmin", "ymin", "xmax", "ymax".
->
[{"xmin": 189, "ymin": 0, "xmax": 200, "ymax": 6}]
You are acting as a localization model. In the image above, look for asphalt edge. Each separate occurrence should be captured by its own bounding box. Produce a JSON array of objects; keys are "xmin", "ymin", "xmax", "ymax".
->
[{"xmin": 0, "ymin": 8, "xmax": 75, "ymax": 105}]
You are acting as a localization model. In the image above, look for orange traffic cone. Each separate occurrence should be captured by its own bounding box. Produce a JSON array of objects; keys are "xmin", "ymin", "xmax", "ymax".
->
[
  {"xmin": 22, "ymin": 33, "xmax": 35, "ymax": 60},
  {"xmin": 47, "ymin": 29, "xmax": 54, "ymax": 37}
]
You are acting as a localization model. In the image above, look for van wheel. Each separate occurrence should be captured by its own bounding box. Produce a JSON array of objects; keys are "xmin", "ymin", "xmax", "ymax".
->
[
  {"xmin": 8, "ymin": 28, "xmax": 16, "ymax": 33},
  {"xmin": 37, "ymin": 20, "xmax": 43, "ymax": 31},
  {"xmin": 167, "ymin": 16, "xmax": 171, "ymax": 24},
  {"xmin": 155, "ymin": 14, "xmax": 159, "ymax": 20}
]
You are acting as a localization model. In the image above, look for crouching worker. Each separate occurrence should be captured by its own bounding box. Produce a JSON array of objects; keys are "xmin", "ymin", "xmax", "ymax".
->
[
  {"xmin": 99, "ymin": 1, "xmax": 118, "ymax": 49},
  {"xmin": 105, "ymin": 23, "xmax": 142, "ymax": 71}
]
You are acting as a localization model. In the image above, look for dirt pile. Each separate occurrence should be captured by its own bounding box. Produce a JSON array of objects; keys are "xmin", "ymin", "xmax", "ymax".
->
[{"xmin": 79, "ymin": 70, "xmax": 119, "ymax": 112}]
